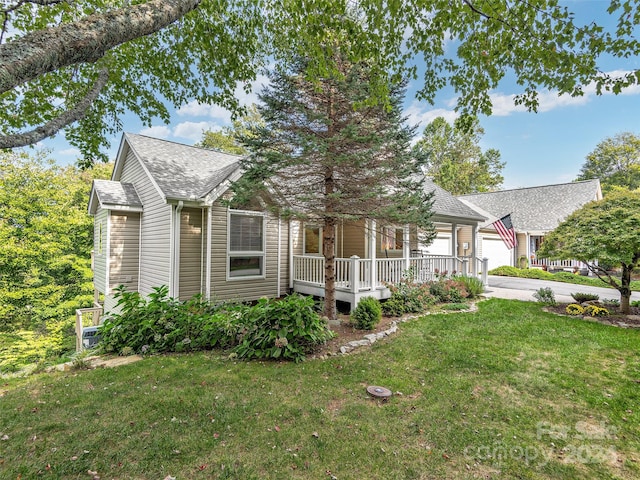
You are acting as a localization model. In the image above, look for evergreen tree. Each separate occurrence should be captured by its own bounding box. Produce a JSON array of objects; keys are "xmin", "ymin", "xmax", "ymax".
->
[{"xmin": 232, "ymin": 56, "xmax": 434, "ymax": 320}]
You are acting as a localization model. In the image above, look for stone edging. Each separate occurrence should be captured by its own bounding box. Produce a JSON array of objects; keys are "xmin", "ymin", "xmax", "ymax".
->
[{"xmin": 333, "ymin": 301, "xmax": 480, "ymax": 356}]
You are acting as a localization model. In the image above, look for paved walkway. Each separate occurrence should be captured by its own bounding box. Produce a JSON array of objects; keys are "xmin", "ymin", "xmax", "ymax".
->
[{"xmin": 484, "ymin": 275, "xmax": 640, "ymax": 303}]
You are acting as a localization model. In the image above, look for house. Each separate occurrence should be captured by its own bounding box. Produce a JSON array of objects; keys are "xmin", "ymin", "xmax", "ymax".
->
[
  {"xmin": 458, "ymin": 179, "xmax": 603, "ymax": 271},
  {"xmin": 88, "ymin": 133, "xmax": 487, "ymax": 315}
]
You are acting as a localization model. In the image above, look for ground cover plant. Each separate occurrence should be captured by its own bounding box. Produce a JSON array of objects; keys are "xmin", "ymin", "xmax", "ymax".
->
[
  {"xmin": 1, "ymin": 299, "xmax": 638, "ymax": 479},
  {"xmin": 99, "ymin": 287, "xmax": 334, "ymax": 363},
  {"xmin": 489, "ymin": 265, "xmax": 640, "ymax": 291}
]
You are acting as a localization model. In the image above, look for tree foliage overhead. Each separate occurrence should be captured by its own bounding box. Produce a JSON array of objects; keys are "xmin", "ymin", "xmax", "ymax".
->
[
  {"xmin": 231, "ymin": 54, "xmax": 435, "ymax": 319},
  {"xmin": 414, "ymin": 116, "xmax": 504, "ymax": 195},
  {"xmin": 536, "ymin": 190, "xmax": 640, "ymax": 313},
  {"xmin": 575, "ymin": 132, "xmax": 640, "ymax": 193},
  {"xmin": 1, "ymin": 0, "xmax": 639, "ymax": 163}
]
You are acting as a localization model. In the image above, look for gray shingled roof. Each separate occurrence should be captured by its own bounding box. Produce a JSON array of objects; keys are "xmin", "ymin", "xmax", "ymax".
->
[
  {"xmin": 125, "ymin": 133, "xmax": 242, "ymax": 200},
  {"xmin": 422, "ymin": 177, "xmax": 486, "ymax": 222},
  {"xmin": 459, "ymin": 179, "xmax": 602, "ymax": 231},
  {"xmin": 92, "ymin": 180, "xmax": 142, "ymax": 208}
]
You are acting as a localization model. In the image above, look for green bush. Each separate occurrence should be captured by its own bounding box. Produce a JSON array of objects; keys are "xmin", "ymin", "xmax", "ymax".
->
[
  {"xmin": 352, "ymin": 297, "xmax": 382, "ymax": 330},
  {"xmin": 233, "ymin": 294, "xmax": 334, "ymax": 362},
  {"xmin": 382, "ymin": 279, "xmax": 436, "ymax": 316},
  {"xmin": 429, "ymin": 278, "xmax": 468, "ymax": 303},
  {"xmin": 571, "ymin": 292, "xmax": 599, "ymax": 303},
  {"xmin": 489, "ymin": 266, "xmax": 523, "ymax": 277},
  {"xmin": 533, "ymin": 287, "xmax": 557, "ymax": 306},
  {"xmin": 99, "ymin": 288, "xmax": 334, "ymax": 362},
  {"xmin": 454, "ymin": 275, "xmax": 484, "ymax": 298}
]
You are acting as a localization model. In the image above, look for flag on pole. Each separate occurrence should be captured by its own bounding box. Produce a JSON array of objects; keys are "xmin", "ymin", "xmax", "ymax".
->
[{"xmin": 492, "ymin": 214, "xmax": 517, "ymax": 249}]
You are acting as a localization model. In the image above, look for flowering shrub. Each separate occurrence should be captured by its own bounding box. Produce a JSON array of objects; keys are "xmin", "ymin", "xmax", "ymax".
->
[
  {"xmin": 382, "ymin": 278, "xmax": 435, "ymax": 316},
  {"xmin": 565, "ymin": 304, "xmax": 585, "ymax": 316},
  {"xmin": 584, "ymin": 305, "xmax": 610, "ymax": 317},
  {"xmin": 99, "ymin": 287, "xmax": 333, "ymax": 362}
]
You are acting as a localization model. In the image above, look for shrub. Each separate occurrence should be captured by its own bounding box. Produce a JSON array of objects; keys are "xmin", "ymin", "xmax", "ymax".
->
[
  {"xmin": 489, "ymin": 266, "xmax": 521, "ymax": 277},
  {"xmin": 533, "ymin": 287, "xmax": 557, "ymax": 306},
  {"xmin": 584, "ymin": 305, "xmax": 609, "ymax": 317},
  {"xmin": 382, "ymin": 279, "xmax": 435, "ymax": 316},
  {"xmin": 233, "ymin": 294, "xmax": 334, "ymax": 362},
  {"xmin": 381, "ymin": 296, "xmax": 405, "ymax": 317},
  {"xmin": 454, "ymin": 275, "xmax": 484, "ymax": 298},
  {"xmin": 566, "ymin": 304, "xmax": 585, "ymax": 316},
  {"xmin": 602, "ymin": 298, "xmax": 620, "ymax": 308},
  {"xmin": 571, "ymin": 292, "xmax": 599, "ymax": 303},
  {"xmin": 430, "ymin": 278, "xmax": 468, "ymax": 303},
  {"xmin": 352, "ymin": 297, "xmax": 382, "ymax": 330}
]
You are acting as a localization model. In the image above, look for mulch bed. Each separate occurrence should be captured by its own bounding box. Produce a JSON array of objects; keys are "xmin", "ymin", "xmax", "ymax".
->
[{"xmin": 544, "ymin": 303, "xmax": 640, "ymax": 328}]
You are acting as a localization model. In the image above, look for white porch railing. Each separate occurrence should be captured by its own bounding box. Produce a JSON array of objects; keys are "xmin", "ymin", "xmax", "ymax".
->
[
  {"xmin": 531, "ymin": 257, "xmax": 585, "ymax": 269},
  {"xmin": 292, "ymin": 254, "xmax": 489, "ymax": 293},
  {"xmin": 75, "ymin": 306, "xmax": 103, "ymax": 351}
]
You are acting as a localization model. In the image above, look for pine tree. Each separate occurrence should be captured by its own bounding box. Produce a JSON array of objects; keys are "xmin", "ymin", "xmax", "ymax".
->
[{"xmin": 231, "ymin": 55, "xmax": 434, "ymax": 319}]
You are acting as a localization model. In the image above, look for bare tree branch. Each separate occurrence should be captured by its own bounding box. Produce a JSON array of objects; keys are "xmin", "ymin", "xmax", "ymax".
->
[
  {"xmin": 0, "ymin": 68, "xmax": 109, "ymax": 149},
  {"xmin": 0, "ymin": 0, "xmax": 200, "ymax": 94}
]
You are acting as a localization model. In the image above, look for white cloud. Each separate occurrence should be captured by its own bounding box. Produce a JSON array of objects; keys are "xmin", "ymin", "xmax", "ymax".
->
[
  {"xmin": 404, "ymin": 101, "xmax": 458, "ymax": 130},
  {"xmin": 58, "ymin": 147, "xmax": 80, "ymax": 156},
  {"xmin": 173, "ymin": 121, "xmax": 217, "ymax": 142},
  {"xmin": 138, "ymin": 125, "xmax": 172, "ymax": 140}
]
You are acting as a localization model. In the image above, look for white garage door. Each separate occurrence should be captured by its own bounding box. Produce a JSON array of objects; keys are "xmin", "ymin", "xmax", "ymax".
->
[
  {"xmin": 481, "ymin": 235, "xmax": 513, "ymax": 271},
  {"xmin": 422, "ymin": 234, "xmax": 451, "ymax": 255}
]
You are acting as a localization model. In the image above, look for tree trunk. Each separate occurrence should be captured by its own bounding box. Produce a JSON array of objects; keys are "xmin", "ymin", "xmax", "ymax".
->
[
  {"xmin": 323, "ymin": 217, "xmax": 337, "ymax": 320},
  {"xmin": 0, "ymin": 0, "xmax": 201, "ymax": 94},
  {"xmin": 620, "ymin": 264, "xmax": 632, "ymax": 314}
]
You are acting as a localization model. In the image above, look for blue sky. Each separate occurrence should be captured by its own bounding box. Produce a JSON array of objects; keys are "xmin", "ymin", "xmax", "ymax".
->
[{"xmin": 42, "ymin": 0, "xmax": 640, "ymax": 190}]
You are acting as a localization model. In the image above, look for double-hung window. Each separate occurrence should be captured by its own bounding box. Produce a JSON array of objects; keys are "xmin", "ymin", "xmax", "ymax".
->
[
  {"xmin": 381, "ymin": 226, "xmax": 403, "ymax": 251},
  {"xmin": 227, "ymin": 210, "xmax": 265, "ymax": 279}
]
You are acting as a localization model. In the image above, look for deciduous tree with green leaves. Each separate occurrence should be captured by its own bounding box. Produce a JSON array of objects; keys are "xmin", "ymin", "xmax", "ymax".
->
[
  {"xmin": 414, "ymin": 116, "xmax": 504, "ymax": 195},
  {"xmin": 231, "ymin": 55, "xmax": 435, "ymax": 320},
  {"xmin": 1, "ymin": 1, "xmax": 639, "ymax": 164},
  {"xmin": 575, "ymin": 132, "xmax": 640, "ymax": 193},
  {"xmin": 537, "ymin": 190, "xmax": 640, "ymax": 313},
  {"xmin": 0, "ymin": 151, "xmax": 110, "ymax": 332},
  {"xmin": 196, "ymin": 105, "xmax": 264, "ymax": 155}
]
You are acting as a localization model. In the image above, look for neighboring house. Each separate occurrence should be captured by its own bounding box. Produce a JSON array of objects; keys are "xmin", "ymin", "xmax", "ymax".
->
[
  {"xmin": 88, "ymin": 133, "xmax": 486, "ymax": 314},
  {"xmin": 458, "ymin": 179, "xmax": 603, "ymax": 271}
]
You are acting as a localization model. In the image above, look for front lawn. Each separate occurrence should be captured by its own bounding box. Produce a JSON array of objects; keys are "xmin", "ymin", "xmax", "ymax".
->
[{"xmin": 1, "ymin": 299, "xmax": 638, "ymax": 479}]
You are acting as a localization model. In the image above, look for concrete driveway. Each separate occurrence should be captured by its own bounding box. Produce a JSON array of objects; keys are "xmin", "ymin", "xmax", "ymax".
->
[{"xmin": 484, "ymin": 275, "xmax": 640, "ymax": 304}]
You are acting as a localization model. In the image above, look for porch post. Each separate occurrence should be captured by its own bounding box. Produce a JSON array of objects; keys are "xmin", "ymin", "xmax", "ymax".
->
[
  {"xmin": 451, "ymin": 222, "xmax": 458, "ymax": 257},
  {"xmin": 471, "ymin": 224, "xmax": 477, "ymax": 276},
  {"xmin": 368, "ymin": 219, "xmax": 377, "ymax": 289},
  {"xmin": 482, "ymin": 258, "xmax": 489, "ymax": 285},
  {"xmin": 403, "ymin": 224, "xmax": 410, "ymax": 271},
  {"xmin": 350, "ymin": 255, "xmax": 360, "ymax": 293}
]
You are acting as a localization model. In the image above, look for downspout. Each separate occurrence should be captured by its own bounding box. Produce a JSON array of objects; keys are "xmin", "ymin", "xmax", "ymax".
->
[
  {"xmin": 205, "ymin": 204, "xmax": 212, "ymax": 300},
  {"xmin": 277, "ymin": 216, "xmax": 282, "ymax": 297},
  {"xmin": 105, "ymin": 210, "xmax": 111, "ymax": 297},
  {"xmin": 289, "ymin": 219, "xmax": 294, "ymax": 290},
  {"xmin": 172, "ymin": 201, "xmax": 184, "ymax": 298}
]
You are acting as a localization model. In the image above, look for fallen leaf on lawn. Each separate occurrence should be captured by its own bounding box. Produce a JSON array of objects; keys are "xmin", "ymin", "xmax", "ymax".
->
[
  {"xmin": 274, "ymin": 425, "xmax": 281, "ymax": 432},
  {"xmin": 163, "ymin": 476, "xmax": 176, "ymax": 480},
  {"xmin": 312, "ymin": 431, "xmax": 319, "ymax": 438},
  {"xmin": 213, "ymin": 433, "xmax": 220, "ymax": 439},
  {"xmin": 197, "ymin": 464, "xmax": 207, "ymax": 471},
  {"xmin": 71, "ymin": 456, "xmax": 78, "ymax": 461},
  {"xmin": 1, "ymin": 434, "xmax": 9, "ymax": 441}
]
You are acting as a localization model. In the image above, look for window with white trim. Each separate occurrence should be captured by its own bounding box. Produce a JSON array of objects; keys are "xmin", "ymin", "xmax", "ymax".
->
[
  {"xmin": 304, "ymin": 225, "xmax": 322, "ymax": 255},
  {"xmin": 228, "ymin": 210, "xmax": 265, "ymax": 279},
  {"xmin": 381, "ymin": 226, "xmax": 403, "ymax": 251}
]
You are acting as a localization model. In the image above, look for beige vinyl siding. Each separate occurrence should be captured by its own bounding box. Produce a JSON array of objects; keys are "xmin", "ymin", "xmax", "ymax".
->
[
  {"xmin": 516, "ymin": 233, "xmax": 527, "ymax": 260},
  {"xmin": 342, "ymin": 220, "xmax": 366, "ymax": 258},
  {"xmin": 108, "ymin": 213, "xmax": 140, "ymax": 292},
  {"xmin": 93, "ymin": 208, "xmax": 108, "ymax": 293},
  {"xmin": 103, "ymin": 294, "xmax": 120, "ymax": 317},
  {"xmin": 119, "ymin": 150, "xmax": 171, "ymax": 294},
  {"xmin": 457, "ymin": 226, "xmax": 474, "ymax": 257},
  {"xmin": 208, "ymin": 202, "xmax": 281, "ymax": 302},
  {"xmin": 179, "ymin": 207, "xmax": 203, "ymax": 300}
]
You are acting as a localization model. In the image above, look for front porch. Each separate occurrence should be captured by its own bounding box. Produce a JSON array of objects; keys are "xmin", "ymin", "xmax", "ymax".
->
[{"xmin": 292, "ymin": 254, "xmax": 488, "ymax": 310}]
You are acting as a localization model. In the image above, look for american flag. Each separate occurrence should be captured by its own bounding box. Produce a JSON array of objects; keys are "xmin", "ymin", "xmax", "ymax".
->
[{"xmin": 492, "ymin": 214, "xmax": 517, "ymax": 249}]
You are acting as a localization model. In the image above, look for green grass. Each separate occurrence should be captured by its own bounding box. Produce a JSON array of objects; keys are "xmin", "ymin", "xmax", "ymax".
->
[
  {"xmin": 1, "ymin": 299, "xmax": 639, "ymax": 479},
  {"xmin": 490, "ymin": 266, "xmax": 640, "ymax": 291}
]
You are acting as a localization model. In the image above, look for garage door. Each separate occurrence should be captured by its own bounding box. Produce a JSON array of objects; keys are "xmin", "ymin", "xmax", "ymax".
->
[
  {"xmin": 481, "ymin": 235, "xmax": 513, "ymax": 271},
  {"xmin": 422, "ymin": 234, "xmax": 451, "ymax": 255}
]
